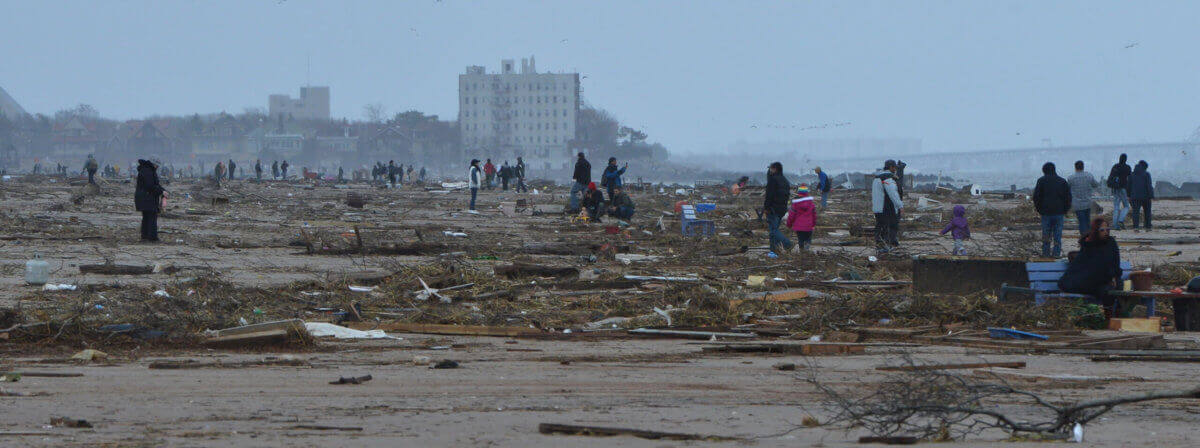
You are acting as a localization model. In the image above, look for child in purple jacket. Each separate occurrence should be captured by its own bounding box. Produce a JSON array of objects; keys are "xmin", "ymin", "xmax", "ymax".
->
[{"xmin": 940, "ymin": 205, "xmax": 971, "ymax": 255}]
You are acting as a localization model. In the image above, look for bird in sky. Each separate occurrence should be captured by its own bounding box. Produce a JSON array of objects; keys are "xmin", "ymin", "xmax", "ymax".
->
[{"xmin": 1124, "ymin": 42, "xmax": 1139, "ymax": 49}]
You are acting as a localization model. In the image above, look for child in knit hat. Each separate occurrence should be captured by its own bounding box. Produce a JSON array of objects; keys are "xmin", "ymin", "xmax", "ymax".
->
[{"xmin": 786, "ymin": 184, "xmax": 817, "ymax": 251}]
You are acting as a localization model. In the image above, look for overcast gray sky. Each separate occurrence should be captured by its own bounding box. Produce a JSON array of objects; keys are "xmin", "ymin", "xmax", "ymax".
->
[{"xmin": 2, "ymin": 0, "xmax": 1197, "ymax": 155}]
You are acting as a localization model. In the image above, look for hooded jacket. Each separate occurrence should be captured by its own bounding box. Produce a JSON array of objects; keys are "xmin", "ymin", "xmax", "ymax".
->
[
  {"xmin": 1129, "ymin": 161, "xmax": 1154, "ymax": 201},
  {"xmin": 816, "ymin": 171, "xmax": 830, "ymax": 193},
  {"xmin": 940, "ymin": 205, "xmax": 971, "ymax": 240},
  {"xmin": 1058, "ymin": 235, "xmax": 1121, "ymax": 296},
  {"xmin": 1031, "ymin": 163, "xmax": 1071, "ymax": 216},
  {"xmin": 763, "ymin": 171, "xmax": 791, "ymax": 216},
  {"xmin": 870, "ymin": 170, "xmax": 903, "ymax": 214},
  {"xmin": 1108, "ymin": 157, "xmax": 1132, "ymax": 190},
  {"xmin": 785, "ymin": 193, "xmax": 816, "ymax": 232},
  {"xmin": 134, "ymin": 159, "xmax": 164, "ymax": 213},
  {"xmin": 572, "ymin": 157, "xmax": 591, "ymax": 185}
]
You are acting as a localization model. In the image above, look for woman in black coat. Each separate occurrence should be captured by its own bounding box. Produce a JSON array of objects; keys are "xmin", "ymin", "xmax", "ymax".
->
[
  {"xmin": 1058, "ymin": 217, "xmax": 1121, "ymax": 311},
  {"xmin": 134, "ymin": 159, "xmax": 166, "ymax": 242}
]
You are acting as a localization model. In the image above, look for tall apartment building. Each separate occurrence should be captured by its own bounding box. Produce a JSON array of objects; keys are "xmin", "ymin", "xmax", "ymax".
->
[
  {"xmin": 269, "ymin": 86, "xmax": 330, "ymax": 121},
  {"xmin": 459, "ymin": 56, "xmax": 579, "ymax": 171}
]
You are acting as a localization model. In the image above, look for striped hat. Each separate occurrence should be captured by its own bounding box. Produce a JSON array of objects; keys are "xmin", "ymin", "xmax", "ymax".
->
[{"xmin": 796, "ymin": 184, "xmax": 810, "ymax": 194}]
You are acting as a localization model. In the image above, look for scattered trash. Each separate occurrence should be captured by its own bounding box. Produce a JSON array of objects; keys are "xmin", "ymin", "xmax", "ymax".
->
[
  {"xmin": 348, "ymin": 285, "xmax": 376, "ymax": 293},
  {"xmin": 412, "ymin": 355, "xmax": 432, "ymax": 366},
  {"xmin": 443, "ymin": 231, "xmax": 469, "ymax": 238},
  {"xmin": 431, "ymin": 360, "xmax": 459, "ymax": 369},
  {"xmin": 304, "ymin": 322, "xmax": 395, "ymax": 339},
  {"xmin": 70, "ymin": 349, "xmax": 108, "ymax": 363},
  {"xmin": 42, "ymin": 283, "xmax": 78, "ymax": 291},
  {"xmin": 774, "ymin": 362, "xmax": 796, "ymax": 371}
]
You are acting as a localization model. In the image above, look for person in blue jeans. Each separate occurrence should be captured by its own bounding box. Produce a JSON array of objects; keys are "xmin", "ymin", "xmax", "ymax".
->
[
  {"xmin": 568, "ymin": 152, "xmax": 590, "ymax": 212},
  {"xmin": 764, "ymin": 162, "xmax": 793, "ymax": 254},
  {"xmin": 1032, "ymin": 162, "xmax": 1072, "ymax": 258},
  {"xmin": 1067, "ymin": 160, "xmax": 1099, "ymax": 235},
  {"xmin": 1107, "ymin": 154, "xmax": 1132, "ymax": 229},
  {"xmin": 814, "ymin": 166, "xmax": 830, "ymax": 208}
]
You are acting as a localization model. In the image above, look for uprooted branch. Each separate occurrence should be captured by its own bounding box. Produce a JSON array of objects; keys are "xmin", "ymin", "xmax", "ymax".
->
[{"xmin": 807, "ymin": 354, "xmax": 1200, "ymax": 441}]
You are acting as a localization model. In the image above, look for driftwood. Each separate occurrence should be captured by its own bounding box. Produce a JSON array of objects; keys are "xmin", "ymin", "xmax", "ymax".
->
[
  {"xmin": 312, "ymin": 242, "xmax": 447, "ymax": 256},
  {"xmin": 494, "ymin": 262, "xmax": 579, "ymax": 279},
  {"xmin": 538, "ymin": 423, "xmax": 736, "ymax": 441},
  {"xmin": 79, "ymin": 264, "xmax": 154, "ymax": 275}
]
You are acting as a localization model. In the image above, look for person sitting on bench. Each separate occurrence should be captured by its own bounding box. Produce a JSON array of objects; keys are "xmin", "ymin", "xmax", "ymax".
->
[{"xmin": 1057, "ymin": 217, "xmax": 1121, "ymax": 313}]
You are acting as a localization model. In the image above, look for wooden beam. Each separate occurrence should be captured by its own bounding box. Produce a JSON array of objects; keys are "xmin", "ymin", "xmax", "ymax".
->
[
  {"xmin": 538, "ymin": 423, "xmax": 735, "ymax": 441},
  {"xmin": 348, "ymin": 322, "xmax": 544, "ymax": 338},
  {"xmin": 876, "ymin": 361, "xmax": 1026, "ymax": 371}
]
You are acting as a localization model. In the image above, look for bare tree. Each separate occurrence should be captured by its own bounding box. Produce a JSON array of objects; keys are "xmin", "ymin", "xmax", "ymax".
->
[{"xmin": 363, "ymin": 103, "xmax": 387, "ymax": 124}]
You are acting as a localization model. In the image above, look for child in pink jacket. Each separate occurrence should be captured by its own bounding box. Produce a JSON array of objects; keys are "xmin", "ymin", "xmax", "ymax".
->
[{"xmin": 786, "ymin": 184, "xmax": 817, "ymax": 250}]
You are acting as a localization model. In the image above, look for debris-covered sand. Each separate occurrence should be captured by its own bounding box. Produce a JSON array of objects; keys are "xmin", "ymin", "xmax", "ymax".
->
[{"xmin": 2, "ymin": 175, "xmax": 1200, "ymax": 447}]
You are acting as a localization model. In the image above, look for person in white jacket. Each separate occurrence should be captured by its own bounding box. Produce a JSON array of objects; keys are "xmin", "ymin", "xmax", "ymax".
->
[
  {"xmin": 467, "ymin": 159, "xmax": 482, "ymax": 213},
  {"xmin": 871, "ymin": 160, "xmax": 904, "ymax": 253}
]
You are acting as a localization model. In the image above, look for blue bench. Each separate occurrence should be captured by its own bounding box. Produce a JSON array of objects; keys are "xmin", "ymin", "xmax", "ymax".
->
[
  {"xmin": 680, "ymin": 205, "xmax": 714, "ymax": 237},
  {"xmin": 1000, "ymin": 261, "xmax": 1153, "ymax": 316}
]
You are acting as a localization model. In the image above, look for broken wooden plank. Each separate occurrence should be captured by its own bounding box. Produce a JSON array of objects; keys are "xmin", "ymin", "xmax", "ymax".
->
[
  {"xmin": 701, "ymin": 342, "xmax": 866, "ymax": 355},
  {"xmin": 876, "ymin": 361, "xmax": 1026, "ymax": 372},
  {"xmin": 858, "ymin": 436, "xmax": 918, "ymax": 445},
  {"xmin": 7, "ymin": 372, "xmax": 84, "ymax": 378},
  {"xmin": 348, "ymin": 322, "xmax": 544, "ymax": 338},
  {"xmin": 623, "ymin": 275, "xmax": 701, "ymax": 282},
  {"xmin": 202, "ymin": 329, "xmax": 291, "ymax": 347},
  {"xmin": 1090, "ymin": 355, "xmax": 1200, "ymax": 363},
  {"xmin": 148, "ymin": 358, "xmax": 311, "ymax": 369},
  {"xmin": 538, "ymin": 423, "xmax": 736, "ymax": 441},
  {"xmin": 79, "ymin": 264, "xmax": 154, "ymax": 275},
  {"xmin": 292, "ymin": 425, "xmax": 363, "ymax": 431},
  {"xmin": 628, "ymin": 328, "xmax": 755, "ymax": 340}
]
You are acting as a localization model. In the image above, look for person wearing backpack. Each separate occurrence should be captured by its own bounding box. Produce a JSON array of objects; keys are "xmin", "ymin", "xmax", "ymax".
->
[{"xmin": 1107, "ymin": 154, "xmax": 1132, "ymax": 229}]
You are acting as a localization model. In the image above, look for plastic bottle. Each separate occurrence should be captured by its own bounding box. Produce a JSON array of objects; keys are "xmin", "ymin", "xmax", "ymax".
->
[{"xmin": 25, "ymin": 253, "xmax": 49, "ymax": 285}]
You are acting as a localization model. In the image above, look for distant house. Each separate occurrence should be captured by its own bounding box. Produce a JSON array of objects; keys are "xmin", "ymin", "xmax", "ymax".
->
[
  {"xmin": 190, "ymin": 114, "xmax": 252, "ymax": 160},
  {"xmin": 121, "ymin": 120, "xmax": 180, "ymax": 160},
  {"xmin": 50, "ymin": 116, "xmax": 108, "ymax": 161}
]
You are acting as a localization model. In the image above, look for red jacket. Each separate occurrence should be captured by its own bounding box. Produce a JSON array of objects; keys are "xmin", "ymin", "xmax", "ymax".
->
[
  {"xmin": 484, "ymin": 163, "xmax": 496, "ymax": 175},
  {"xmin": 785, "ymin": 195, "xmax": 816, "ymax": 232}
]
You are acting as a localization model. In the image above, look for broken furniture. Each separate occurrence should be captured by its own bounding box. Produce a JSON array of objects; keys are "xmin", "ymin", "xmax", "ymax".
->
[
  {"xmin": 999, "ymin": 261, "xmax": 1147, "ymax": 314},
  {"xmin": 680, "ymin": 204, "xmax": 714, "ymax": 237}
]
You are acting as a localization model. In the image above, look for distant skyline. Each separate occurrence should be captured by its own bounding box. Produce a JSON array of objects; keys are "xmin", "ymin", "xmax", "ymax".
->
[{"xmin": 2, "ymin": 0, "xmax": 1198, "ymax": 155}]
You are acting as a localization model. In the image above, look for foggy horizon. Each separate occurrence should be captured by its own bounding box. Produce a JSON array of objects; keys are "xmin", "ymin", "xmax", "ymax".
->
[{"xmin": 3, "ymin": 0, "xmax": 1199, "ymax": 157}]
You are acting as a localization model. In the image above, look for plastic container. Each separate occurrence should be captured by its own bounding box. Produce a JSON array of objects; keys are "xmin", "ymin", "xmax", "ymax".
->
[
  {"xmin": 25, "ymin": 253, "xmax": 49, "ymax": 286},
  {"xmin": 1130, "ymin": 271, "xmax": 1155, "ymax": 291}
]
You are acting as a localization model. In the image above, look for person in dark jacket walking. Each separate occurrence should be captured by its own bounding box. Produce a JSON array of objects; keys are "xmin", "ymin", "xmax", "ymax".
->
[
  {"xmin": 1129, "ymin": 160, "xmax": 1154, "ymax": 230},
  {"xmin": 499, "ymin": 161, "xmax": 512, "ymax": 191},
  {"xmin": 764, "ymin": 161, "xmax": 793, "ymax": 254},
  {"xmin": 280, "ymin": 160, "xmax": 289, "ymax": 179},
  {"xmin": 1107, "ymin": 154, "xmax": 1132, "ymax": 229},
  {"xmin": 1032, "ymin": 162, "xmax": 1072, "ymax": 258},
  {"xmin": 569, "ymin": 152, "xmax": 591, "ymax": 212},
  {"xmin": 134, "ymin": 159, "xmax": 166, "ymax": 242},
  {"xmin": 601, "ymin": 157, "xmax": 627, "ymax": 200},
  {"xmin": 1058, "ymin": 217, "xmax": 1122, "ymax": 313},
  {"xmin": 515, "ymin": 157, "xmax": 527, "ymax": 193},
  {"xmin": 227, "ymin": 159, "xmax": 236, "ymax": 180},
  {"xmin": 254, "ymin": 159, "xmax": 263, "ymax": 181},
  {"xmin": 272, "ymin": 160, "xmax": 280, "ymax": 179}
]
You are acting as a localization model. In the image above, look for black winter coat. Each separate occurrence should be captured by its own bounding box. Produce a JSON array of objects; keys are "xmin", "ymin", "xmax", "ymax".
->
[
  {"xmin": 1058, "ymin": 237, "xmax": 1121, "ymax": 296},
  {"xmin": 1108, "ymin": 162, "xmax": 1131, "ymax": 190},
  {"xmin": 1129, "ymin": 164, "xmax": 1154, "ymax": 200},
  {"xmin": 573, "ymin": 158, "xmax": 591, "ymax": 185},
  {"xmin": 134, "ymin": 160, "xmax": 164, "ymax": 213},
  {"xmin": 1032, "ymin": 174, "xmax": 1071, "ymax": 216},
  {"xmin": 764, "ymin": 172, "xmax": 791, "ymax": 216}
]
